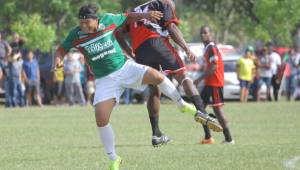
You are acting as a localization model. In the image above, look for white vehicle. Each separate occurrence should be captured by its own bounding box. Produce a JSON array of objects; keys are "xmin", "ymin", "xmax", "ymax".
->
[{"xmin": 178, "ymin": 43, "xmax": 266, "ymax": 100}]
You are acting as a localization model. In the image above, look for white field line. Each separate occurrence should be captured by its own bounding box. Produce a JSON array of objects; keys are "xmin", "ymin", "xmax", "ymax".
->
[{"xmin": 284, "ymin": 156, "xmax": 300, "ymax": 169}]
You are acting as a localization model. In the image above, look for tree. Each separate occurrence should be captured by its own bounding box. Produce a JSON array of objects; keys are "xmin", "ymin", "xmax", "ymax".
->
[{"xmin": 11, "ymin": 14, "xmax": 56, "ymax": 52}]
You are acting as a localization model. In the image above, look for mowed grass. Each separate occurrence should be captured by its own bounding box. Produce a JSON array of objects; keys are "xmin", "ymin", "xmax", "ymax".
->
[{"xmin": 0, "ymin": 102, "xmax": 299, "ymax": 170}]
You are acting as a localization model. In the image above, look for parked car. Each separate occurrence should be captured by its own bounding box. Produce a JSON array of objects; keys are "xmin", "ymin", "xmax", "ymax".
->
[{"xmin": 178, "ymin": 43, "xmax": 266, "ymax": 100}]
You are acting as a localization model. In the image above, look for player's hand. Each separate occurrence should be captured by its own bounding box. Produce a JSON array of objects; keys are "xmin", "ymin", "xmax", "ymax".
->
[
  {"xmin": 194, "ymin": 79, "xmax": 201, "ymax": 86},
  {"xmin": 146, "ymin": 11, "xmax": 163, "ymax": 22},
  {"xmin": 186, "ymin": 50, "xmax": 196, "ymax": 63}
]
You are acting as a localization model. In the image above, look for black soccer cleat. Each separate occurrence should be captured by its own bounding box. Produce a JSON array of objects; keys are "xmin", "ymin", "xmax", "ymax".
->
[
  {"xmin": 152, "ymin": 134, "xmax": 171, "ymax": 147},
  {"xmin": 194, "ymin": 111, "xmax": 223, "ymax": 132}
]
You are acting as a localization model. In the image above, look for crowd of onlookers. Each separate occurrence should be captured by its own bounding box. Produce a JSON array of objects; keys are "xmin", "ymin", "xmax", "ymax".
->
[
  {"xmin": 0, "ymin": 32, "xmax": 44, "ymax": 107},
  {"xmin": 236, "ymin": 42, "xmax": 300, "ymax": 102},
  {"xmin": 0, "ymin": 32, "xmax": 97, "ymax": 107},
  {"xmin": 1, "ymin": 32, "xmax": 299, "ymax": 108}
]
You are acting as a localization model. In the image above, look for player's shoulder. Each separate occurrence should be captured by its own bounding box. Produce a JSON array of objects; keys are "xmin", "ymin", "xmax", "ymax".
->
[
  {"xmin": 101, "ymin": 13, "xmax": 123, "ymax": 19},
  {"xmin": 67, "ymin": 27, "xmax": 81, "ymax": 37},
  {"xmin": 205, "ymin": 42, "xmax": 218, "ymax": 51}
]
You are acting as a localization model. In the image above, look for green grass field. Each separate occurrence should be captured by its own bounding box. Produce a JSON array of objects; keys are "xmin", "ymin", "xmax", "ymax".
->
[{"xmin": 0, "ymin": 102, "xmax": 300, "ymax": 170}]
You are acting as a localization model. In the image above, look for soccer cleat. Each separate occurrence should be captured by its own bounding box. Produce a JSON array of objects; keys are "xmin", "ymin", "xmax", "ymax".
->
[
  {"xmin": 179, "ymin": 102, "xmax": 197, "ymax": 116},
  {"xmin": 109, "ymin": 156, "xmax": 122, "ymax": 170},
  {"xmin": 221, "ymin": 140, "xmax": 235, "ymax": 145},
  {"xmin": 194, "ymin": 111, "xmax": 223, "ymax": 132},
  {"xmin": 200, "ymin": 137, "xmax": 215, "ymax": 144},
  {"xmin": 152, "ymin": 134, "xmax": 171, "ymax": 147}
]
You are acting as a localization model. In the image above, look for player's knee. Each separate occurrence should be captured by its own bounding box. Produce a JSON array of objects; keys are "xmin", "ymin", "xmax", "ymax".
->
[
  {"xmin": 144, "ymin": 68, "xmax": 164, "ymax": 84},
  {"xmin": 95, "ymin": 109, "xmax": 110, "ymax": 127},
  {"xmin": 96, "ymin": 118, "xmax": 109, "ymax": 127}
]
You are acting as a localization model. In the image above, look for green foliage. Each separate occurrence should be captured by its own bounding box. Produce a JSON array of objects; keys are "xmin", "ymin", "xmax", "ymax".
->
[
  {"xmin": 249, "ymin": 0, "xmax": 300, "ymax": 46},
  {"xmin": 2, "ymin": 0, "xmax": 300, "ymax": 49},
  {"xmin": 11, "ymin": 14, "xmax": 56, "ymax": 52}
]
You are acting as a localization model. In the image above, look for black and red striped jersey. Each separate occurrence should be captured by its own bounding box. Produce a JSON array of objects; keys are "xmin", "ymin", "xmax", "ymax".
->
[{"xmin": 123, "ymin": 0, "xmax": 179, "ymax": 51}]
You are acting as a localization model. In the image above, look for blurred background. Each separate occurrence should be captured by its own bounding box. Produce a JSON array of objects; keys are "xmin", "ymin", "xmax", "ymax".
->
[{"xmin": 0, "ymin": 0, "xmax": 300, "ymax": 107}]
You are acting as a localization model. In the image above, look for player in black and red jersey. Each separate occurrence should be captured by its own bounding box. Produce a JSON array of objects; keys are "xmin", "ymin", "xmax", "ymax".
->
[
  {"xmin": 116, "ymin": 0, "xmax": 222, "ymax": 147},
  {"xmin": 196, "ymin": 25, "xmax": 234, "ymax": 144}
]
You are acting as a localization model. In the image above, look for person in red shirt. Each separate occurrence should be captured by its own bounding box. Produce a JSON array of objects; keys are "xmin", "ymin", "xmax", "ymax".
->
[
  {"xmin": 196, "ymin": 25, "xmax": 234, "ymax": 144},
  {"xmin": 116, "ymin": 0, "xmax": 222, "ymax": 146}
]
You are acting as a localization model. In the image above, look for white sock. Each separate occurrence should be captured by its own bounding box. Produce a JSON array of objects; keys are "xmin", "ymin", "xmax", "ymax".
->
[
  {"xmin": 158, "ymin": 77, "xmax": 184, "ymax": 107},
  {"xmin": 98, "ymin": 124, "xmax": 117, "ymax": 161}
]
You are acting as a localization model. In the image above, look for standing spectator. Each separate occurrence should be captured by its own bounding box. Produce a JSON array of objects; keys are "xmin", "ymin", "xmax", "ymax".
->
[
  {"xmin": 236, "ymin": 46, "xmax": 256, "ymax": 102},
  {"xmin": 258, "ymin": 49, "xmax": 272, "ymax": 101},
  {"xmin": 85, "ymin": 63, "xmax": 95, "ymax": 105},
  {"xmin": 249, "ymin": 49, "xmax": 260, "ymax": 101},
  {"xmin": 64, "ymin": 52, "xmax": 86, "ymax": 106},
  {"xmin": 285, "ymin": 49, "xmax": 300, "ymax": 100},
  {"xmin": 10, "ymin": 33, "xmax": 25, "ymax": 56},
  {"xmin": 22, "ymin": 50, "xmax": 43, "ymax": 107},
  {"xmin": 79, "ymin": 55, "xmax": 88, "ymax": 100},
  {"xmin": 53, "ymin": 57, "xmax": 65, "ymax": 105},
  {"xmin": 265, "ymin": 42, "xmax": 282, "ymax": 101},
  {"xmin": 3, "ymin": 51, "xmax": 25, "ymax": 107},
  {"xmin": 0, "ymin": 32, "xmax": 12, "ymax": 92}
]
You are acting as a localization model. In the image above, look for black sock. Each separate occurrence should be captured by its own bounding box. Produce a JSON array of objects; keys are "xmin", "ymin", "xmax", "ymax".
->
[
  {"xmin": 149, "ymin": 116, "xmax": 162, "ymax": 137},
  {"xmin": 203, "ymin": 125, "xmax": 211, "ymax": 139},
  {"xmin": 223, "ymin": 128, "xmax": 232, "ymax": 142},
  {"xmin": 191, "ymin": 95, "xmax": 207, "ymax": 114}
]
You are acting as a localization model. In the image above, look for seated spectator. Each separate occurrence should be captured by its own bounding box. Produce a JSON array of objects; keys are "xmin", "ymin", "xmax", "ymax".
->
[{"xmin": 22, "ymin": 50, "xmax": 43, "ymax": 107}]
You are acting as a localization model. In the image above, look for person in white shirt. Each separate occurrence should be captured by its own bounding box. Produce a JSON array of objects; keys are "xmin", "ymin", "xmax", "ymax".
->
[
  {"xmin": 265, "ymin": 42, "xmax": 282, "ymax": 101},
  {"xmin": 258, "ymin": 49, "xmax": 272, "ymax": 101}
]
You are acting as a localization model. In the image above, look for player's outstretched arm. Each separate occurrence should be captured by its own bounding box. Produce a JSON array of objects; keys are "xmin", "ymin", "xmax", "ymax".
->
[
  {"xmin": 126, "ymin": 11, "xmax": 163, "ymax": 24},
  {"xmin": 115, "ymin": 28, "xmax": 135, "ymax": 59},
  {"xmin": 167, "ymin": 23, "xmax": 196, "ymax": 62}
]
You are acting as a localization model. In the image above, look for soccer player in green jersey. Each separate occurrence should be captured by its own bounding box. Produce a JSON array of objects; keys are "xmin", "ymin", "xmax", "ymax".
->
[{"xmin": 51, "ymin": 3, "xmax": 199, "ymax": 170}]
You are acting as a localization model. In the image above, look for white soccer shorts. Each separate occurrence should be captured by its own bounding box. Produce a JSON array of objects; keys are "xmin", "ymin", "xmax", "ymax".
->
[{"xmin": 93, "ymin": 59, "xmax": 148, "ymax": 106}]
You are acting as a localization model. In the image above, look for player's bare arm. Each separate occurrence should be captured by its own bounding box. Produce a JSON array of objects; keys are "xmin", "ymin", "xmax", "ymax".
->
[
  {"xmin": 197, "ymin": 63, "xmax": 217, "ymax": 82},
  {"xmin": 126, "ymin": 11, "xmax": 163, "ymax": 24},
  {"xmin": 167, "ymin": 23, "xmax": 196, "ymax": 62},
  {"xmin": 115, "ymin": 28, "xmax": 135, "ymax": 58}
]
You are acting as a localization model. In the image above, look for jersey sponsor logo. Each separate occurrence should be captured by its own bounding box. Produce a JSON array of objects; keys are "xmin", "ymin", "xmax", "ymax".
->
[
  {"xmin": 84, "ymin": 39, "xmax": 114, "ymax": 54},
  {"xmin": 91, "ymin": 48, "xmax": 116, "ymax": 61}
]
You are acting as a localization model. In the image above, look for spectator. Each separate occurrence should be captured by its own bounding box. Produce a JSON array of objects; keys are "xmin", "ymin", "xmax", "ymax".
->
[
  {"xmin": 249, "ymin": 49, "xmax": 260, "ymax": 101},
  {"xmin": 64, "ymin": 51, "xmax": 86, "ymax": 106},
  {"xmin": 0, "ymin": 32, "xmax": 12, "ymax": 93},
  {"xmin": 53, "ymin": 57, "xmax": 65, "ymax": 105},
  {"xmin": 79, "ymin": 55, "xmax": 88, "ymax": 100},
  {"xmin": 265, "ymin": 42, "xmax": 282, "ymax": 101},
  {"xmin": 22, "ymin": 50, "xmax": 43, "ymax": 107},
  {"xmin": 236, "ymin": 46, "xmax": 256, "ymax": 102},
  {"xmin": 285, "ymin": 49, "xmax": 300, "ymax": 100},
  {"xmin": 10, "ymin": 33, "xmax": 25, "ymax": 55},
  {"xmin": 3, "ymin": 51, "xmax": 25, "ymax": 107},
  {"xmin": 258, "ymin": 48, "xmax": 272, "ymax": 101},
  {"xmin": 85, "ymin": 62, "xmax": 95, "ymax": 105}
]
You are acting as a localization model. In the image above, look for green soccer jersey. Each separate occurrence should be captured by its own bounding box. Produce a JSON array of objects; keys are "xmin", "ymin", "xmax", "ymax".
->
[{"xmin": 60, "ymin": 13, "xmax": 128, "ymax": 79}]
